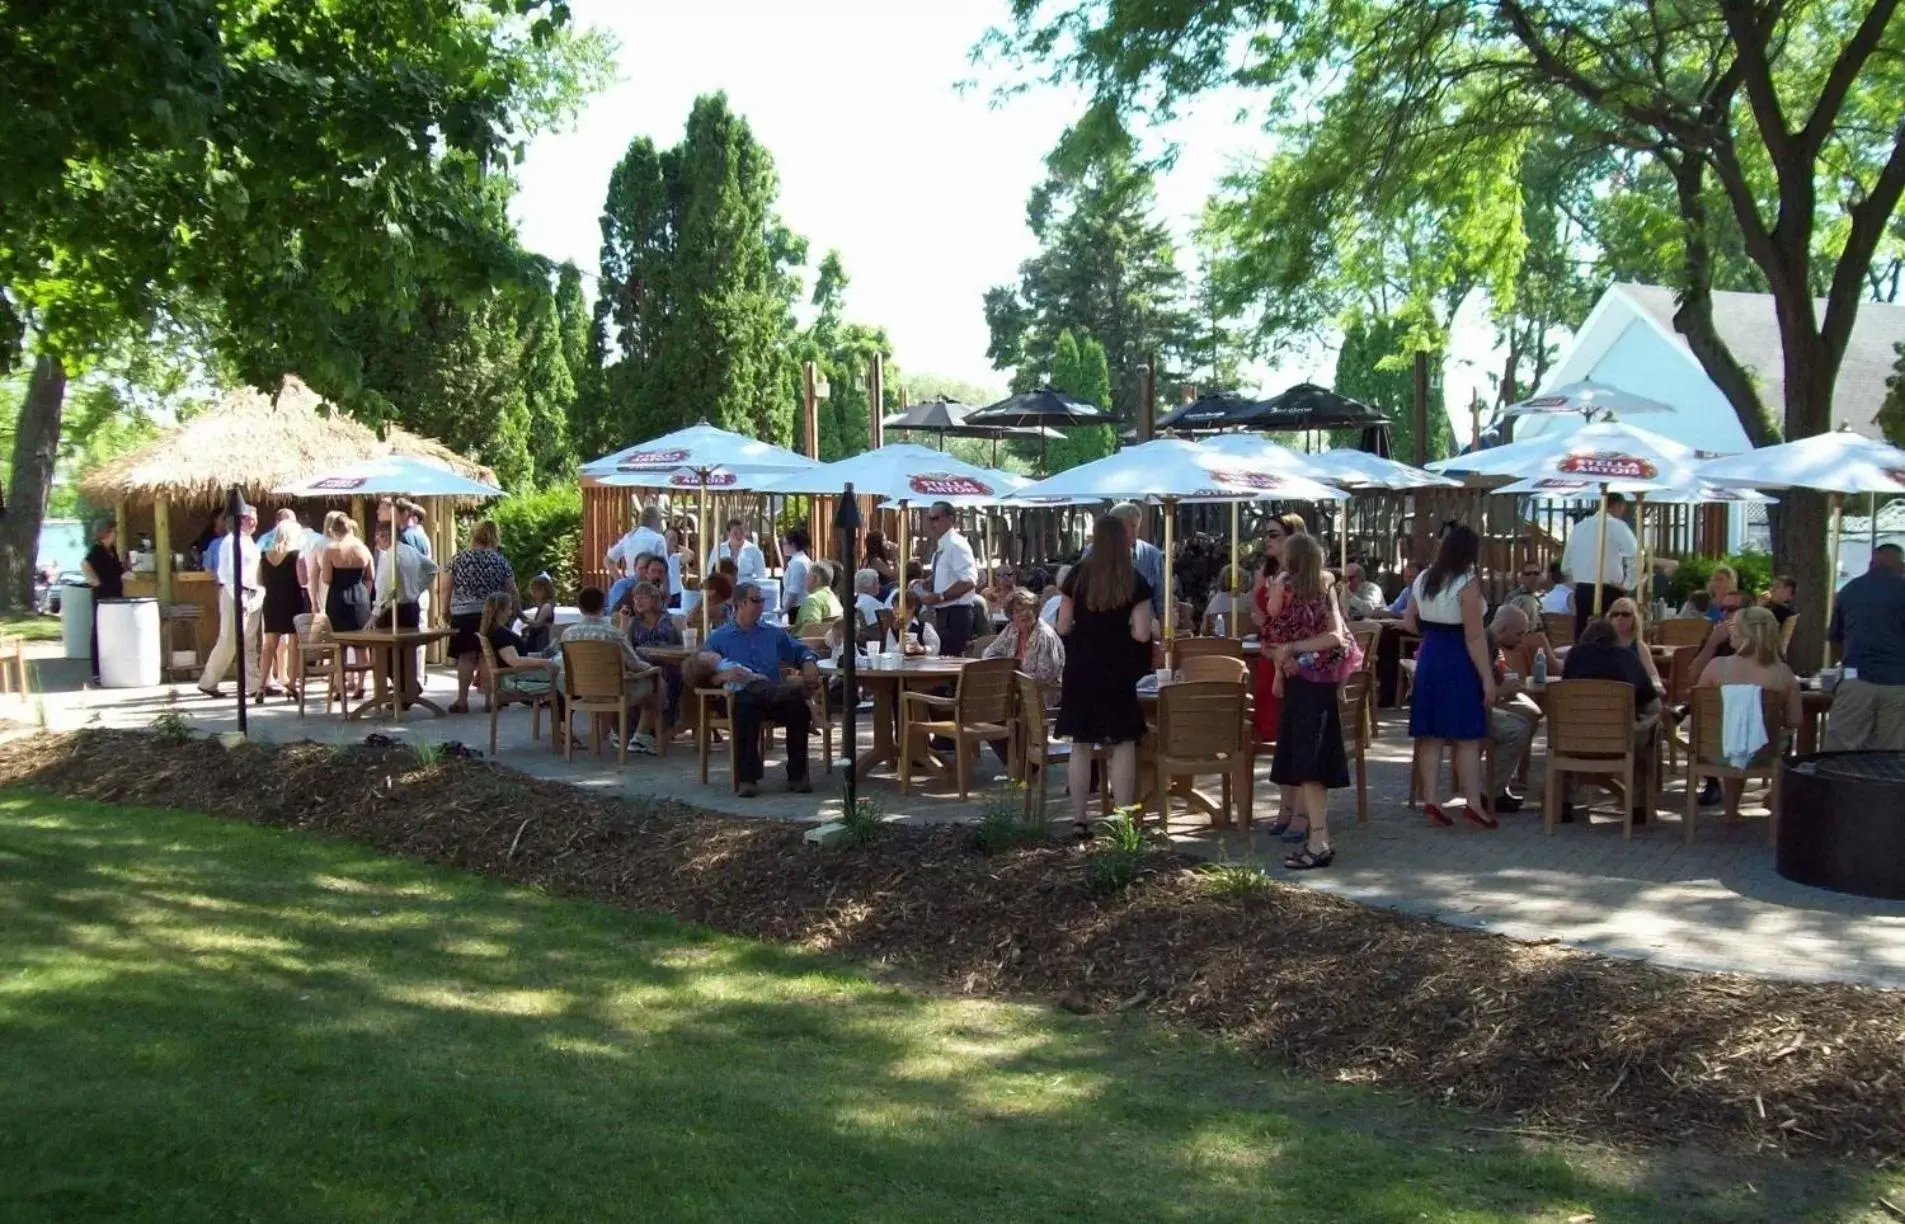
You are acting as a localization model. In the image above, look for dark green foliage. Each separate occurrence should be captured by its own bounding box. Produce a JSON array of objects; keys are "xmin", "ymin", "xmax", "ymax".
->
[
  {"xmin": 588, "ymin": 94, "xmax": 806, "ymax": 452},
  {"xmin": 1666, "ymin": 552, "xmax": 1774, "ymax": 604},
  {"xmin": 975, "ymin": 787, "xmax": 1048, "ymax": 852},
  {"xmin": 799, "ymin": 251, "xmax": 893, "ymax": 462},
  {"xmin": 838, "ymin": 795, "xmax": 884, "ymax": 847},
  {"xmin": 1043, "ymin": 328, "xmax": 1115, "ymax": 472},
  {"xmin": 491, "ymin": 485, "xmax": 582, "ymax": 599},
  {"xmin": 1083, "ymin": 807, "xmax": 1146, "ymax": 895},
  {"xmin": 984, "ymin": 124, "xmax": 1193, "ymax": 427},
  {"xmin": 1333, "ymin": 316, "xmax": 1455, "ymax": 463}
]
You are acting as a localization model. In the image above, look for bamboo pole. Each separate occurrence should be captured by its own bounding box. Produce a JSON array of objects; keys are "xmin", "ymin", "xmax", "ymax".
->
[
  {"xmin": 1228, "ymin": 501, "xmax": 1241, "ymax": 637},
  {"xmin": 1826, "ymin": 492, "xmax": 1844, "ymax": 671},
  {"xmin": 1592, "ymin": 489, "xmax": 1610, "ymax": 617},
  {"xmin": 1162, "ymin": 496, "xmax": 1177, "ymax": 653},
  {"xmin": 154, "ymin": 498, "xmax": 173, "ymax": 607}
]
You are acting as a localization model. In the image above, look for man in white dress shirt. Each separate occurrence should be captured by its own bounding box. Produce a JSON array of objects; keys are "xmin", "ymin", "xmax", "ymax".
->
[
  {"xmin": 780, "ymin": 527, "xmax": 811, "ymax": 620},
  {"xmin": 197, "ymin": 503, "xmax": 264, "ymax": 697},
  {"xmin": 916, "ymin": 500, "xmax": 980, "ymax": 657},
  {"xmin": 605, "ymin": 504, "xmax": 670, "ymax": 583},
  {"xmin": 1560, "ymin": 493, "xmax": 1636, "ymax": 638},
  {"xmin": 706, "ymin": 516, "xmax": 767, "ymax": 585}
]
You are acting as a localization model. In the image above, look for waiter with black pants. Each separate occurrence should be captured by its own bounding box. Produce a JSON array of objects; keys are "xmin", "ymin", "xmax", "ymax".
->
[
  {"xmin": 1561, "ymin": 492, "xmax": 1638, "ymax": 638},
  {"xmin": 916, "ymin": 499, "xmax": 980, "ymax": 657}
]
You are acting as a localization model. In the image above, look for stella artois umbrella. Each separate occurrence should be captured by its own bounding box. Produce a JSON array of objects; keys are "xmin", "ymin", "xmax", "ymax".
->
[
  {"xmin": 1502, "ymin": 379, "xmax": 1675, "ymax": 419},
  {"xmin": 1011, "ymin": 439, "xmax": 1344, "ymax": 644}
]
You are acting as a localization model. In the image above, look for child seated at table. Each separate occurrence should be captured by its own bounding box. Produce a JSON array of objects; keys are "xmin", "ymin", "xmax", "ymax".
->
[{"xmin": 682, "ymin": 650, "xmax": 773, "ymax": 696}]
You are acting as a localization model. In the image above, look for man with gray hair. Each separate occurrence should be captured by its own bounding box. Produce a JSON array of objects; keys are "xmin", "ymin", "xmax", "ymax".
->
[
  {"xmin": 1484, "ymin": 604, "xmax": 1545, "ymax": 812},
  {"xmin": 915, "ymin": 499, "xmax": 980, "ymax": 657},
  {"xmin": 1107, "ymin": 502, "xmax": 1166, "ymax": 618},
  {"xmin": 605, "ymin": 502, "xmax": 669, "ymax": 584},
  {"xmin": 703, "ymin": 579, "xmax": 822, "ymax": 796}
]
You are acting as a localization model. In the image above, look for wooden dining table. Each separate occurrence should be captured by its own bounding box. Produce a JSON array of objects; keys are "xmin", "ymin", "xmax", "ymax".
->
[
  {"xmin": 330, "ymin": 627, "xmax": 452, "ymax": 722},
  {"xmin": 819, "ymin": 656, "xmax": 972, "ymax": 782}
]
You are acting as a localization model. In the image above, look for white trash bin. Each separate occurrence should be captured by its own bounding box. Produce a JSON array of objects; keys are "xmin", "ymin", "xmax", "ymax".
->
[
  {"xmin": 60, "ymin": 582, "xmax": 93, "ymax": 660},
  {"xmin": 97, "ymin": 597, "xmax": 162, "ymax": 688}
]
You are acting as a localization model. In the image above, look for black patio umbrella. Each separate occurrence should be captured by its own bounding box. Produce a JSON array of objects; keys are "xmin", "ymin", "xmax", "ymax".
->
[
  {"xmin": 1235, "ymin": 382, "xmax": 1389, "ymax": 432},
  {"xmin": 1153, "ymin": 390, "xmax": 1265, "ymax": 435},
  {"xmin": 965, "ymin": 386, "xmax": 1111, "ymax": 472},
  {"xmin": 883, "ymin": 395, "xmax": 1059, "ymax": 460}
]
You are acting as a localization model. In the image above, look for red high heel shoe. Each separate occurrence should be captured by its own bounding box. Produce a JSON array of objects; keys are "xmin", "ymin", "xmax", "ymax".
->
[{"xmin": 1424, "ymin": 802, "xmax": 1454, "ymax": 827}]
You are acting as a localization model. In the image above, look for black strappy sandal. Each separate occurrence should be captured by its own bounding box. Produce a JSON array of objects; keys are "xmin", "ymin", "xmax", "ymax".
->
[{"xmin": 1284, "ymin": 843, "xmax": 1335, "ymax": 871}]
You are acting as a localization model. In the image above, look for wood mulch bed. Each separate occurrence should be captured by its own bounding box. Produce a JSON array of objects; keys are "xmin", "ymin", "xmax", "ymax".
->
[{"xmin": 4, "ymin": 729, "xmax": 1901, "ymax": 1161}]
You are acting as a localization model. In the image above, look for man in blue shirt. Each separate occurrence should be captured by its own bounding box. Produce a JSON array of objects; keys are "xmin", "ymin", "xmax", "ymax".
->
[
  {"xmin": 1827, "ymin": 544, "xmax": 1905, "ymax": 750},
  {"xmin": 704, "ymin": 580, "xmax": 822, "ymax": 796}
]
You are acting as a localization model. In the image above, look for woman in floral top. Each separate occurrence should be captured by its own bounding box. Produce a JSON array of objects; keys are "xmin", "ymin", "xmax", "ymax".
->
[
  {"xmin": 446, "ymin": 520, "xmax": 518, "ymax": 713},
  {"xmin": 983, "ymin": 588, "xmax": 1065, "ymax": 699},
  {"xmin": 624, "ymin": 580, "xmax": 684, "ymax": 730}
]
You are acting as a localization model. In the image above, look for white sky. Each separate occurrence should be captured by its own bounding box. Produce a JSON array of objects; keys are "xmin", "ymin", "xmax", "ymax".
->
[{"xmin": 512, "ymin": 0, "xmax": 1495, "ymax": 430}]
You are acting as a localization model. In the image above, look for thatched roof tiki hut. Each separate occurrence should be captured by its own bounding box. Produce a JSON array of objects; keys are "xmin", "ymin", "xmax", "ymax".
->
[{"xmin": 79, "ymin": 376, "xmax": 494, "ymax": 659}]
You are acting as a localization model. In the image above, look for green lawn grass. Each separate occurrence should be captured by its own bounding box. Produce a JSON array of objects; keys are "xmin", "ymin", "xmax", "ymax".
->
[
  {"xmin": 0, "ymin": 791, "xmax": 1889, "ymax": 1223},
  {"xmin": 1, "ymin": 613, "xmax": 63, "ymax": 642}
]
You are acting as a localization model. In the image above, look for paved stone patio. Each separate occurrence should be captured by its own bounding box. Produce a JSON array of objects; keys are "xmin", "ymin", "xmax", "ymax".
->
[{"xmin": 13, "ymin": 645, "xmax": 1905, "ymax": 988}]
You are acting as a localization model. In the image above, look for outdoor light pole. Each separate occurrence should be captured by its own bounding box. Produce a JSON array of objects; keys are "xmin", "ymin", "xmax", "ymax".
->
[
  {"xmin": 227, "ymin": 485, "xmax": 248, "ymax": 736},
  {"xmin": 835, "ymin": 483, "xmax": 862, "ymax": 817}
]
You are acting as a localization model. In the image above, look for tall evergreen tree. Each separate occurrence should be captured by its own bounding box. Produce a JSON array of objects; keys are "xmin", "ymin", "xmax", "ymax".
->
[
  {"xmin": 1044, "ymin": 328, "xmax": 1115, "ymax": 472},
  {"xmin": 1332, "ymin": 315, "xmax": 1455, "ymax": 463},
  {"xmin": 553, "ymin": 261, "xmax": 603, "ymax": 459},
  {"xmin": 984, "ymin": 121, "xmax": 1194, "ymax": 423},
  {"xmin": 519, "ymin": 281, "xmax": 574, "ymax": 480},
  {"xmin": 594, "ymin": 94, "xmax": 806, "ymax": 447}
]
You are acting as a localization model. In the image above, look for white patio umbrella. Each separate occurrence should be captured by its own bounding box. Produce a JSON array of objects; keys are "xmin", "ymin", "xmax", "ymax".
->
[
  {"xmin": 1307, "ymin": 449, "xmax": 1463, "ymax": 604},
  {"xmin": 1430, "ymin": 419, "xmax": 1707, "ymax": 616},
  {"xmin": 1696, "ymin": 426, "xmax": 1905, "ymax": 662},
  {"xmin": 1198, "ymin": 434, "xmax": 1322, "ymax": 635},
  {"xmin": 759, "ymin": 443, "xmax": 1017, "ymax": 627},
  {"xmin": 1011, "ymin": 439, "xmax": 1345, "ymax": 643},
  {"xmin": 1502, "ymin": 379, "xmax": 1675, "ymax": 419},
  {"xmin": 581, "ymin": 422, "xmax": 818, "ymax": 632}
]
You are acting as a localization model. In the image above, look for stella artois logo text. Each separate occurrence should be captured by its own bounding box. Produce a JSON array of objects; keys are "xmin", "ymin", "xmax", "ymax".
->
[
  {"xmin": 311, "ymin": 477, "xmax": 369, "ymax": 490},
  {"xmin": 614, "ymin": 448, "xmax": 691, "ymax": 472},
  {"xmin": 1520, "ymin": 395, "xmax": 1570, "ymax": 410},
  {"xmin": 908, "ymin": 473, "xmax": 994, "ymax": 497},
  {"xmin": 671, "ymin": 471, "xmax": 737, "ymax": 487},
  {"xmin": 1556, "ymin": 452, "xmax": 1658, "ymax": 480}
]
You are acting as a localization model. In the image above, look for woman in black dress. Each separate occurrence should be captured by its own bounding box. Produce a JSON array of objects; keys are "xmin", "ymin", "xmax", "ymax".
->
[
  {"xmin": 1056, "ymin": 514, "xmax": 1157, "ymax": 833},
  {"xmin": 317, "ymin": 516, "xmax": 373, "ymax": 698},
  {"xmin": 255, "ymin": 511, "xmax": 308, "ymax": 700},
  {"xmin": 81, "ymin": 518, "xmax": 124, "ymax": 684}
]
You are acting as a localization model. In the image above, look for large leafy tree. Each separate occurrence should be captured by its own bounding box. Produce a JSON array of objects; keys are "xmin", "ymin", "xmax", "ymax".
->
[
  {"xmin": 591, "ymin": 94, "xmax": 807, "ymax": 450},
  {"xmin": 0, "ymin": 0, "xmax": 600, "ymax": 609},
  {"xmin": 984, "ymin": 122, "xmax": 1193, "ymax": 422},
  {"xmin": 985, "ymin": 0, "xmax": 1905, "ymax": 663},
  {"xmin": 1334, "ymin": 316, "xmax": 1457, "ymax": 463}
]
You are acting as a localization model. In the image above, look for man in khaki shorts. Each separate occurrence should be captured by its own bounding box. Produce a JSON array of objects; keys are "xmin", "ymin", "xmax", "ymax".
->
[{"xmin": 1825, "ymin": 545, "xmax": 1905, "ymax": 751}]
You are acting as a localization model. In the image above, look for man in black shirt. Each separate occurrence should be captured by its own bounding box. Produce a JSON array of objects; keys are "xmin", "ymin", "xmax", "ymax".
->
[
  {"xmin": 1765, "ymin": 574, "xmax": 1798, "ymax": 630},
  {"xmin": 1558, "ymin": 618, "xmax": 1660, "ymax": 822}
]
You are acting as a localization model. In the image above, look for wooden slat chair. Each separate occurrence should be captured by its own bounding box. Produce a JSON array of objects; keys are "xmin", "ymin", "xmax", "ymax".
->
[
  {"xmin": 1658, "ymin": 643, "xmax": 1702, "ymax": 771},
  {"xmin": 796, "ymin": 617, "xmax": 836, "ymax": 645},
  {"xmin": 558, "ymin": 639, "xmax": 630, "ymax": 768},
  {"xmin": 1172, "ymin": 636, "xmax": 1245, "ymax": 665},
  {"xmin": 693, "ymin": 685, "xmax": 746, "ymax": 790},
  {"xmin": 1683, "ymin": 685, "xmax": 1788, "ymax": 845},
  {"xmin": 291, "ymin": 613, "xmax": 369, "ymax": 717},
  {"xmin": 1541, "ymin": 612, "xmax": 1576, "ymax": 647},
  {"xmin": 1178, "ymin": 654, "xmax": 1248, "ymax": 684},
  {"xmin": 1016, "ymin": 672, "xmax": 1109, "ymax": 824},
  {"xmin": 783, "ymin": 663, "xmax": 833, "ymax": 775},
  {"xmin": 1542, "ymin": 679, "xmax": 1650, "ymax": 838},
  {"xmin": 1339, "ymin": 671, "xmax": 1373, "ymax": 823},
  {"xmin": 1150, "ymin": 679, "xmax": 1252, "ymax": 831},
  {"xmin": 478, "ymin": 631, "xmax": 551, "ymax": 756},
  {"xmin": 0, "ymin": 634, "xmax": 26, "ymax": 696},
  {"xmin": 967, "ymin": 634, "xmax": 998, "ymax": 659},
  {"xmin": 1350, "ymin": 623, "xmax": 1382, "ymax": 738},
  {"xmin": 1657, "ymin": 617, "xmax": 1712, "ymax": 648},
  {"xmin": 899, "ymin": 656, "xmax": 1017, "ymax": 799}
]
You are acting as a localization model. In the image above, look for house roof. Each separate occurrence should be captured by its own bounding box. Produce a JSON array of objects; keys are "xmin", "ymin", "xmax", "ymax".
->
[{"xmin": 1614, "ymin": 283, "xmax": 1905, "ymax": 437}]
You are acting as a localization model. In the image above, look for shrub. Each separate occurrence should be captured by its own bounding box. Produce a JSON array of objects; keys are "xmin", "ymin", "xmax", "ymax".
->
[
  {"xmin": 1198, "ymin": 851, "xmax": 1271, "ymax": 900},
  {"xmin": 490, "ymin": 484, "xmax": 581, "ymax": 600},
  {"xmin": 839, "ymin": 794, "xmax": 884, "ymax": 847},
  {"xmin": 975, "ymin": 785, "xmax": 1047, "ymax": 852},
  {"xmin": 1084, "ymin": 807, "xmax": 1147, "ymax": 895},
  {"xmin": 1666, "ymin": 549, "xmax": 1772, "ymax": 604}
]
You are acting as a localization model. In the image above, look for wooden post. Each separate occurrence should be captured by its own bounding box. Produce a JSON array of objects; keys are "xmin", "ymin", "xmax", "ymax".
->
[
  {"xmin": 154, "ymin": 497, "xmax": 173, "ymax": 606},
  {"xmin": 867, "ymin": 354, "xmax": 885, "ymax": 450},
  {"xmin": 1411, "ymin": 351, "xmax": 1430, "ymax": 468},
  {"xmin": 801, "ymin": 362, "xmax": 820, "ymax": 459}
]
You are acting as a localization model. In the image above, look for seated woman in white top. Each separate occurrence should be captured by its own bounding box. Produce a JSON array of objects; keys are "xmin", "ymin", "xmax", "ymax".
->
[{"xmin": 1695, "ymin": 605, "xmax": 1802, "ymax": 822}]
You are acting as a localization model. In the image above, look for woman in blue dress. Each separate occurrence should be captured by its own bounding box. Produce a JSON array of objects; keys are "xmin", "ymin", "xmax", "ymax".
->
[{"xmin": 1403, "ymin": 524, "xmax": 1497, "ymax": 829}]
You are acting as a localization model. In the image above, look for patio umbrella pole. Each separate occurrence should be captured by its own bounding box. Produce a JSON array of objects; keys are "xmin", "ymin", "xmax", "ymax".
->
[
  {"xmin": 228, "ymin": 485, "xmax": 248, "ymax": 736},
  {"xmin": 1229, "ymin": 501, "xmax": 1240, "ymax": 638},
  {"xmin": 1634, "ymin": 493, "xmax": 1648, "ymax": 615},
  {"xmin": 1162, "ymin": 496, "xmax": 1177, "ymax": 661},
  {"xmin": 698, "ymin": 476, "xmax": 710, "ymax": 639},
  {"xmin": 1592, "ymin": 489, "xmax": 1610, "ymax": 617},
  {"xmin": 1827, "ymin": 492, "xmax": 1844, "ymax": 671},
  {"xmin": 895, "ymin": 499, "xmax": 910, "ymax": 639}
]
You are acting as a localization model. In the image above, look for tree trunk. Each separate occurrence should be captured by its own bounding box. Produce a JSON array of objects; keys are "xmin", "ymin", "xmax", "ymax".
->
[
  {"xmin": 1772, "ymin": 359, "xmax": 1838, "ymax": 670},
  {"xmin": 0, "ymin": 355, "xmax": 68, "ymax": 614}
]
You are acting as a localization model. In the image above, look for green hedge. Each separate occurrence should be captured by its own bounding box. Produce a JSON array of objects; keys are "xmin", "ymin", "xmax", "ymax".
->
[
  {"xmin": 490, "ymin": 484, "xmax": 581, "ymax": 599},
  {"xmin": 1665, "ymin": 550, "xmax": 1773, "ymax": 603}
]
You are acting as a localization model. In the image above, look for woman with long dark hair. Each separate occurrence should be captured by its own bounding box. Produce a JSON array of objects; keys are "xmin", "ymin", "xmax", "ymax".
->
[
  {"xmin": 1056, "ymin": 514, "xmax": 1156, "ymax": 835},
  {"xmin": 1268, "ymin": 533, "xmax": 1359, "ymax": 869},
  {"xmin": 1248, "ymin": 512, "xmax": 1308, "ymax": 830},
  {"xmin": 1403, "ymin": 523, "xmax": 1497, "ymax": 828}
]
